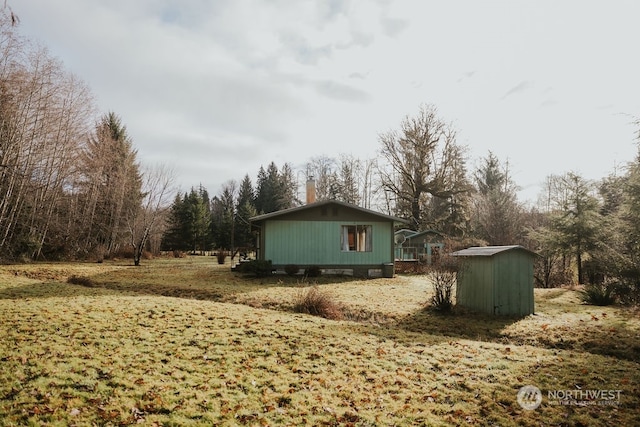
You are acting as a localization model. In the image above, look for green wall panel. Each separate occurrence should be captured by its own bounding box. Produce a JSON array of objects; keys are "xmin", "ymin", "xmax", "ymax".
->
[
  {"xmin": 456, "ymin": 249, "xmax": 535, "ymax": 316},
  {"xmin": 263, "ymin": 220, "xmax": 393, "ymax": 266}
]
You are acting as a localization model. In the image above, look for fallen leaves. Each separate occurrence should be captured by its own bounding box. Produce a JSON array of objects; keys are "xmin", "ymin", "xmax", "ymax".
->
[{"xmin": 1, "ymin": 259, "xmax": 639, "ymax": 426}]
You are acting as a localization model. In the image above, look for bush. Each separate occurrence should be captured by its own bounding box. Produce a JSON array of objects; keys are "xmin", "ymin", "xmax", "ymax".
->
[
  {"xmin": 293, "ymin": 286, "xmax": 343, "ymax": 320},
  {"xmin": 284, "ymin": 264, "xmax": 300, "ymax": 276},
  {"xmin": 217, "ymin": 251, "xmax": 227, "ymax": 265},
  {"xmin": 304, "ymin": 265, "xmax": 322, "ymax": 278},
  {"xmin": 612, "ymin": 268, "xmax": 640, "ymax": 305},
  {"xmin": 426, "ymin": 262, "xmax": 459, "ymax": 313},
  {"xmin": 581, "ymin": 281, "xmax": 616, "ymax": 306},
  {"xmin": 613, "ymin": 280, "xmax": 640, "ymax": 305},
  {"xmin": 236, "ymin": 259, "xmax": 273, "ymax": 277}
]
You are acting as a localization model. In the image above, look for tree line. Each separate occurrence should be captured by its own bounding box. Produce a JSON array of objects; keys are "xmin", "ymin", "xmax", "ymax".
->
[
  {"xmin": 162, "ymin": 104, "xmax": 640, "ymax": 304},
  {"xmin": 0, "ymin": 13, "xmax": 173, "ymax": 265},
  {"xmin": 2, "ymin": 10, "xmax": 640, "ymax": 302}
]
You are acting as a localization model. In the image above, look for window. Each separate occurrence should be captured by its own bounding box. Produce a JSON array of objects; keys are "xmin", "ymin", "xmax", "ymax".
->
[{"xmin": 341, "ymin": 225, "xmax": 372, "ymax": 252}]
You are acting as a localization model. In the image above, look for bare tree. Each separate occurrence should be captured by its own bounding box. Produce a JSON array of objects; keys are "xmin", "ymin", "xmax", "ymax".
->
[
  {"xmin": 359, "ymin": 157, "xmax": 378, "ymax": 210},
  {"xmin": 127, "ymin": 164, "xmax": 175, "ymax": 266},
  {"xmin": 378, "ymin": 104, "xmax": 471, "ymax": 231},
  {"xmin": 305, "ymin": 155, "xmax": 337, "ymax": 201},
  {"xmin": 1, "ymin": 2, "xmax": 19, "ymax": 27},
  {"xmin": 0, "ymin": 15, "xmax": 96, "ymax": 259}
]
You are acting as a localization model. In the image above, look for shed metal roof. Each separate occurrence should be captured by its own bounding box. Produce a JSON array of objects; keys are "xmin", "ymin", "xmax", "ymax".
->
[{"xmin": 451, "ymin": 245, "xmax": 538, "ymax": 257}]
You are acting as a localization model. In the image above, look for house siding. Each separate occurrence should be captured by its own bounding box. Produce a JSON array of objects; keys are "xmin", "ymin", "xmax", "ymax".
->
[{"xmin": 263, "ymin": 220, "xmax": 393, "ymax": 266}]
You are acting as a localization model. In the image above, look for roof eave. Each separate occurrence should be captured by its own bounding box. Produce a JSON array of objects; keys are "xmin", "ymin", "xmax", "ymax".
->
[{"xmin": 250, "ymin": 199, "xmax": 408, "ymax": 224}]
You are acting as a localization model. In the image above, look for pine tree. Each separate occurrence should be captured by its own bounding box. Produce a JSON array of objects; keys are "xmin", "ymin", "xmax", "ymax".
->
[
  {"xmin": 79, "ymin": 112, "xmax": 142, "ymax": 258},
  {"xmin": 547, "ymin": 173, "xmax": 603, "ymax": 284},
  {"xmin": 161, "ymin": 186, "xmax": 211, "ymax": 253},
  {"xmin": 161, "ymin": 192, "xmax": 188, "ymax": 251},
  {"xmin": 472, "ymin": 151, "xmax": 523, "ymax": 245},
  {"xmin": 235, "ymin": 174, "xmax": 257, "ymax": 249}
]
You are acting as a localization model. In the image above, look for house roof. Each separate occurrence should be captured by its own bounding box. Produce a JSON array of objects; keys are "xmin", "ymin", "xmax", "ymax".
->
[
  {"xmin": 405, "ymin": 229, "xmax": 444, "ymax": 240},
  {"xmin": 395, "ymin": 228, "xmax": 418, "ymax": 237},
  {"xmin": 250, "ymin": 199, "xmax": 408, "ymax": 224},
  {"xmin": 451, "ymin": 245, "xmax": 538, "ymax": 257}
]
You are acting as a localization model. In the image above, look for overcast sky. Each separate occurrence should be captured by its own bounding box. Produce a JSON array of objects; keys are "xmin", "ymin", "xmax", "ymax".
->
[{"xmin": 14, "ymin": 0, "xmax": 640, "ymax": 204}]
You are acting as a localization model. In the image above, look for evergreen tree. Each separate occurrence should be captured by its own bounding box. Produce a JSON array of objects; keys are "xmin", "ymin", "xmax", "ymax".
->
[
  {"xmin": 278, "ymin": 163, "xmax": 298, "ymax": 209},
  {"xmin": 235, "ymin": 174, "xmax": 257, "ymax": 249},
  {"xmin": 609, "ymin": 149, "xmax": 640, "ymax": 301},
  {"xmin": 255, "ymin": 162, "xmax": 297, "ymax": 213},
  {"xmin": 187, "ymin": 186, "xmax": 212, "ymax": 253},
  {"xmin": 161, "ymin": 192, "xmax": 188, "ymax": 251},
  {"xmin": 211, "ymin": 181, "xmax": 236, "ymax": 250},
  {"xmin": 546, "ymin": 172, "xmax": 603, "ymax": 284},
  {"xmin": 471, "ymin": 151, "xmax": 523, "ymax": 245},
  {"xmin": 79, "ymin": 112, "xmax": 142, "ymax": 258},
  {"xmin": 254, "ymin": 166, "xmax": 270, "ymax": 214},
  {"xmin": 161, "ymin": 186, "xmax": 211, "ymax": 253},
  {"xmin": 337, "ymin": 154, "xmax": 361, "ymax": 205}
]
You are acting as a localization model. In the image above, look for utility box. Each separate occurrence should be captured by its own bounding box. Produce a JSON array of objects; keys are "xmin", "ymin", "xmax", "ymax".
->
[{"xmin": 382, "ymin": 263, "xmax": 394, "ymax": 278}]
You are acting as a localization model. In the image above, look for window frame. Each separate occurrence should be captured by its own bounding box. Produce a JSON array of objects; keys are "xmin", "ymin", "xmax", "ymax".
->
[{"xmin": 341, "ymin": 224, "xmax": 372, "ymax": 252}]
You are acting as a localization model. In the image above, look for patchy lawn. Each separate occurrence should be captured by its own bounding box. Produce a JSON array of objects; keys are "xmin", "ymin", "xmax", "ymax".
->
[{"xmin": 0, "ymin": 257, "xmax": 638, "ymax": 426}]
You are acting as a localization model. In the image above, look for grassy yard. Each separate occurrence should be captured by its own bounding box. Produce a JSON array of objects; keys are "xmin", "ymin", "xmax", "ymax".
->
[{"xmin": 0, "ymin": 256, "xmax": 638, "ymax": 426}]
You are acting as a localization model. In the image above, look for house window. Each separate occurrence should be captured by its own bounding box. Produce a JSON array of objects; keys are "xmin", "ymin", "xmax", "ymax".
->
[{"xmin": 341, "ymin": 225, "xmax": 372, "ymax": 252}]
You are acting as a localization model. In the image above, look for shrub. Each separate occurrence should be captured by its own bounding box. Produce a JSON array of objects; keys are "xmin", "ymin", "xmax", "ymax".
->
[
  {"xmin": 293, "ymin": 286, "xmax": 343, "ymax": 320},
  {"xmin": 613, "ymin": 280, "xmax": 640, "ymax": 306},
  {"xmin": 613, "ymin": 268, "xmax": 640, "ymax": 305},
  {"xmin": 581, "ymin": 281, "xmax": 616, "ymax": 306},
  {"xmin": 217, "ymin": 250, "xmax": 227, "ymax": 265},
  {"xmin": 284, "ymin": 264, "xmax": 300, "ymax": 276},
  {"xmin": 113, "ymin": 246, "xmax": 135, "ymax": 259},
  {"xmin": 236, "ymin": 259, "xmax": 273, "ymax": 277},
  {"xmin": 304, "ymin": 265, "xmax": 322, "ymax": 278},
  {"xmin": 426, "ymin": 258, "xmax": 460, "ymax": 313}
]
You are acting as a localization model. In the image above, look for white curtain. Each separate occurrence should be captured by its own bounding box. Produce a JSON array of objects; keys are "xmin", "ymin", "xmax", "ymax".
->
[
  {"xmin": 342, "ymin": 226, "xmax": 350, "ymax": 251},
  {"xmin": 358, "ymin": 227, "xmax": 366, "ymax": 252},
  {"xmin": 364, "ymin": 226, "xmax": 372, "ymax": 252}
]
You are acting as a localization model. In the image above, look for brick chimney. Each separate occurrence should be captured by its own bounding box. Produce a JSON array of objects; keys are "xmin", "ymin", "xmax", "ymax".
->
[{"xmin": 306, "ymin": 177, "xmax": 316, "ymax": 204}]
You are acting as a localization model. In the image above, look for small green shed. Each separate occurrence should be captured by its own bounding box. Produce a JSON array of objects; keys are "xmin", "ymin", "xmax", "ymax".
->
[{"xmin": 451, "ymin": 245, "xmax": 537, "ymax": 316}]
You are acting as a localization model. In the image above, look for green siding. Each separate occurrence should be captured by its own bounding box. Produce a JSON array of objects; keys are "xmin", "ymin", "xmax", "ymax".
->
[
  {"xmin": 263, "ymin": 220, "xmax": 393, "ymax": 266},
  {"xmin": 456, "ymin": 249, "xmax": 535, "ymax": 316},
  {"xmin": 457, "ymin": 257, "xmax": 494, "ymax": 313}
]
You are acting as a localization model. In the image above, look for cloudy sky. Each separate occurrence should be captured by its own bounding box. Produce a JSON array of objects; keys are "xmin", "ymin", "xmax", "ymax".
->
[{"xmin": 14, "ymin": 0, "xmax": 640, "ymax": 203}]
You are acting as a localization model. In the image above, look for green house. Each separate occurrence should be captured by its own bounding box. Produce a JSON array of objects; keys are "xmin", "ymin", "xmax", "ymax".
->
[
  {"xmin": 250, "ymin": 200, "xmax": 408, "ymax": 277},
  {"xmin": 395, "ymin": 229, "xmax": 445, "ymax": 263},
  {"xmin": 452, "ymin": 245, "xmax": 537, "ymax": 316}
]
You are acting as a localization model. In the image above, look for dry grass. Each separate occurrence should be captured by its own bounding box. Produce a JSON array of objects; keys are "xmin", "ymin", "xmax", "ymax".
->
[
  {"xmin": 0, "ymin": 257, "xmax": 639, "ymax": 426},
  {"xmin": 292, "ymin": 286, "xmax": 344, "ymax": 320}
]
